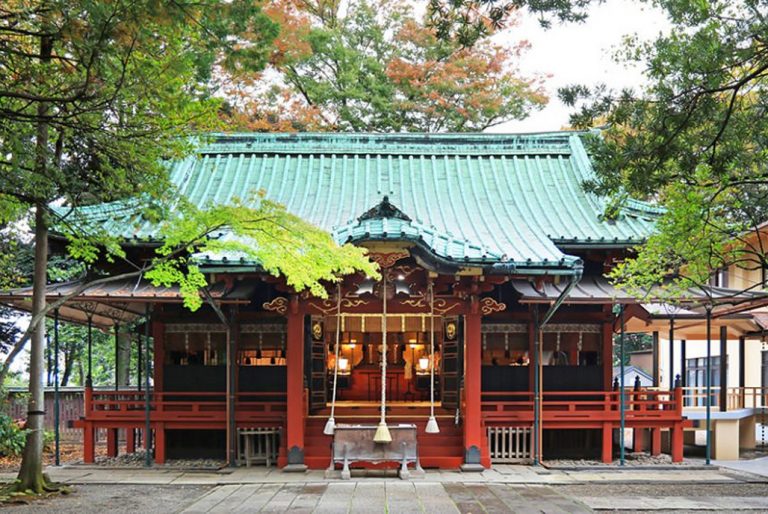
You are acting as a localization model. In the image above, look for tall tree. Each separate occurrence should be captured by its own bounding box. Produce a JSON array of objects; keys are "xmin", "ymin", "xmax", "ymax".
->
[
  {"xmin": 559, "ymin": 0, "xmax": 768, "ymax": 296},
  {"xmin": 223, "ymin": 0, "xmax": 548, "ymax": 132},
  {"xmin": 0, "ymin": 1, "xmax": 376, "ymax": 494},
  {"xmin": 426, "ymin": 0, "xmax": 595, "ymax": 47}
]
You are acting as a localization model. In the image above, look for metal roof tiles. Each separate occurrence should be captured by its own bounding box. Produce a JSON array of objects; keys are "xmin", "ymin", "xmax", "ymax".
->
[{"xmin": 60, "ymin": 131, "xmax": 660, "ymax": 272}]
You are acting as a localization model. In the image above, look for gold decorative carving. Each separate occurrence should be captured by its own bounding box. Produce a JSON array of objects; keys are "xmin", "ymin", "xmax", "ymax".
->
[
  {"xmin": 369, "ymin": 251, "xmax": 409, "ymax": 268},
  {"xmin": 444, "ymin": 319, "xmax": 458, "ymax": 341},
  {"xmin": 311, "ymin": 320, "xmax": 324, "ymax": 341},
  {"xmin": 263, "ymin": 297, "xmax": 289, "ymax": 315},
  {"xmin": 401, "ymin": 298, "xmax": 427, "ymax": 309},
  {"xmin": 479, "ymin": 297, "xmax": 507, "ymax": 315},
  {"xmin": 307, "ymin": 297, "xmax": 369, "ymax": 315},
  {"xmin": 433, "ymin": 298, "xmax": 463, "ymax": 315}
]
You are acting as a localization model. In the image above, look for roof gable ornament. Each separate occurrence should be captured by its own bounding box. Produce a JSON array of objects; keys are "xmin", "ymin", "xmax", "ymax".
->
[{"xmin": 358, "ymin": 196, "xmax": 411, "ymax": 222}]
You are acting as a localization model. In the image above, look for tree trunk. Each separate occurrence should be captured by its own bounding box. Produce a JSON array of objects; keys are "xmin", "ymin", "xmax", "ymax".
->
[
  {"xmin": 15, "ymin": 22, "xmax": 54, "ymax": 493},
  {"xmin": 16, "ymin": 205, "xmax": 49, "ymax": 492},
  {"xmin": 117, "ymin": 331, "xmax": 132, "ymax": 387},
  {"xmin": 60, "ymin": 350, "xmax": 73, "ymax": 387}
]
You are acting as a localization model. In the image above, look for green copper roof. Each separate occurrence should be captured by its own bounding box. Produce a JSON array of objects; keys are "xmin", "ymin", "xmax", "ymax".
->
[{"xmin": 61, "ymin": 131, "xmax": 661, "ymax": 273}]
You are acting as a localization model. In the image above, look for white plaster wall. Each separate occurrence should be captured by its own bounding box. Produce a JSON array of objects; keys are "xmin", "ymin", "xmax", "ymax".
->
[{"xmin": 657, "ymin": 337, "xmax": 765, "ymax": 390}]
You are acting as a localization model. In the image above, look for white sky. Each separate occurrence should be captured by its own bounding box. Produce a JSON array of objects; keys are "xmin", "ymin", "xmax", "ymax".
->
[{"xmin": 490, "ymin": 0, "xmax": 669, "ymax": 133}]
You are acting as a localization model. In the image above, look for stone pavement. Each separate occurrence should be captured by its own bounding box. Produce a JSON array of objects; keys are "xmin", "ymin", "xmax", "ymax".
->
[
  {"xmin": 714, "ymin": 455, "xmax": 768, "ymax": 478},
  {"xmin": 179, "ymin": 482, "xmax": 594, "ymax": 513},
  {"xmin": 8, "ymin": 463, "xmax": 749, "ymax": 486},
  {"xmin": 580, "ymin": 495, "xmax": 768, "ymax": 511},
  {"xmin": 3, "ymin": 465, "xmax": 768, "ymax": 512}
]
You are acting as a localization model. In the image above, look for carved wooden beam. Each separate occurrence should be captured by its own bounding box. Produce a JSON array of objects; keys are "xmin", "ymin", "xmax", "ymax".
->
[
  {"xmin": 479, "ymin": 297, "xmax": 507, "ymax": 316},
  {"xmin": 263, "ymin": 296, "xmax": 289, "ymax": 315},
  {"xmin": 368, "ymin": 250, "xmax": 410, "ymax": 269}
]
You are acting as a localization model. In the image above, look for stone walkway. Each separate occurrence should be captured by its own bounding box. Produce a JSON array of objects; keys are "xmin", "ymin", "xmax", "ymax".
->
[
  {"xmin": 3, "ymin": 465, "xmax": 768, "ymax": 512},
  {"xmin": 179, "ymin": 482, "xmax": 593, "ymax": 513},
  {"xmin": 714, "ymin": 456, "xmax": 768, "ymax": 478},
  {"xmin": 14, "ymin": 463, "xmax": 749, "ymax": 486}
]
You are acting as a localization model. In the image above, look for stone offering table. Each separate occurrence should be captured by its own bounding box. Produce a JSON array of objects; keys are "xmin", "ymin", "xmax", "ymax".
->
[{"xmin": 328, "ymin": 423, "xmax": 423, "ymax": 479}]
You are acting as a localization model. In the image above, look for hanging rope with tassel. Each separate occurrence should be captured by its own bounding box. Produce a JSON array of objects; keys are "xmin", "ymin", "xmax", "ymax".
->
[
  {"xmin": 324, "ymin": 284, "xmax": 343, "ymax": 435},
  {"xmin": 374, "ymin": 273, "xmax": 392, "ymax": 443},
  {"xmin": 426, "ymin": 281, "xmax": 440, "ymax": 434}
]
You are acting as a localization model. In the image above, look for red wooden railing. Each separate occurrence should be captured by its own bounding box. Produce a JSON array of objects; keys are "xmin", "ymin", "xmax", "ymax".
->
[
  {"xmin": 85, "ymin": 389, "xmax": 287, "ymax": 425},
  {"xmin": 481, "ymin": 389, "xmax": 684, "ymax": 426}
]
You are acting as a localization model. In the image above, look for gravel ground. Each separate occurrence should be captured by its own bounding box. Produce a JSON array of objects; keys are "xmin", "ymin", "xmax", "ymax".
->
[
  {"xmin": 554, "ymin": 482, "xmax": 768, "ymax": 498},
  {"xmin": 91, "ymin": 450, "xmax": 225, "ymax": 469},
  {"xmin": 1, "ymin": 484, "xmax": 212, "ymax": 513},
  {"xmin": 545, "ymin": 452, "xmax": 691, "ymax": 467}
]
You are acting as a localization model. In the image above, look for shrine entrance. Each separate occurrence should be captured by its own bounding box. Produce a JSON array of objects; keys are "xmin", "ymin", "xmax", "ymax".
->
[{"xmin": 306, "ymin": 314, "xmax": 459, "ymax": 413}]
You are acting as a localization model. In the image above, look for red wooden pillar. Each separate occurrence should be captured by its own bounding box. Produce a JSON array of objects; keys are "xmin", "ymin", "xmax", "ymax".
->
[
  {"xmin": 107, "ymin": 429, "xmax": 118, "ymax": 457},
  {"xmin": 601, "ymin": 422, "xmax": 613, "ymax": 463},
  {"xmin": 651, "ymin": 428, "xmax": 662, "ymax": 456},
  {"xmin": 155, "ymin": 424, "xmax": 166, "ymax": 464},
  {"xmin": 670, "ymin": 386, "xmax": 684, "ymax": 462},
  {"xmin": 602, "ymin": 318, "xmax": 613, "ymax": 391},
  {"xmin": 83, "ymin": 422, "xmax": 95, "ymax": 464},
  {"xmin": 633, "ymin": 428, "xmax": 645, "ymax": 453},
  {"xmin": 671, "ymin": 423, "xmax": 683, "ymax": 462},
  {"xmin": 527, "ymin": 318, "xmax": 535, "ymax": 392},
  {"xmin": 83, "ymin": 386, "xmax": 95, "ymax": 463},
  {"xmin": 126, "ymin": 428, "xmax": 136, "ymax": 454},
  {"xmin": 84, "ymin": 385, "xmax": 93, "ymax": 417},
  {"xmin": 462, "ymin": 305, "xmax": 484, "ymax": 470},
  {"xmin": 285, "ymin": 296, "xmax": 306, "ymax": 471},
  {"xmin": 152, "ymin": 322, "xmax": 164, "ymax": 393}
]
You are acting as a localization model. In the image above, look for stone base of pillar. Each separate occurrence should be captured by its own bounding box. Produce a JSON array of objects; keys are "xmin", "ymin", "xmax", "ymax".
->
[{"xmin": 283, "ymin": 464, "xmax": 308, "ymax": 472}]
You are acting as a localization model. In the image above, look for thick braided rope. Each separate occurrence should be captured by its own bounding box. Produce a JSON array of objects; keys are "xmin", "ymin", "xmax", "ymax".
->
[
  {"xmin": 329, "ymin": 285, "xmax": 342, "ymax": 421},
  {"xmin": 429, "ymin": 283, "xmax": 436, "ymax": 418},
  {"xmin": 380, "ymin": 274, "xmax": 387, "ymax": 425}
]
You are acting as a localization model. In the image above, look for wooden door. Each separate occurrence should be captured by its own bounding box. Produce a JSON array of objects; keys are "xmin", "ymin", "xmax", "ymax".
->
[
  {"xmin": 307, "ymin": 316, "xmax": 327, "ymax": 413},
  {"xmin": 441, "ymin": 316, "xmax": 462, "ymax": 412}
]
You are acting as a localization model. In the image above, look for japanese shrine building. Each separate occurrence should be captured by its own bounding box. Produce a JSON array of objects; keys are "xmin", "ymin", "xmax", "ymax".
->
[{"xmin": 8, "ymin": 131, "xmax": 755, "ymax": 470}]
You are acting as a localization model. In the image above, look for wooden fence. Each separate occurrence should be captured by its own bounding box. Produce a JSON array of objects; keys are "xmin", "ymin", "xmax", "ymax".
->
[{"xmin": 4, "ymin": 387, "xmax": 136, "ymax": 442}]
